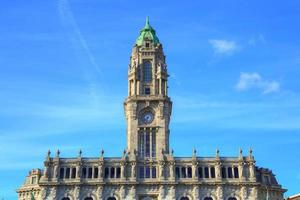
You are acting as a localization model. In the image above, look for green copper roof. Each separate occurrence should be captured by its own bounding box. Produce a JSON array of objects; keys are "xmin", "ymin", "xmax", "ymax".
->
[{"xmin": 135, "ymin": 17, "xmax": 160, "ymax": 46}]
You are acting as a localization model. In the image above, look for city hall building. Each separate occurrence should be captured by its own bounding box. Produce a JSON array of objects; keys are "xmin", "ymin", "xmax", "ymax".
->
[{"xmin": 17, "ymin": 18, "xmax": 286, "ymax": 200}]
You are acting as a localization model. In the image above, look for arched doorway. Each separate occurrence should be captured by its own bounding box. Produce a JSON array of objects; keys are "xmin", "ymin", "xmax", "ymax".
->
[
  {"xmin": 61, "ymin": 198, "xmax": 70, "ymax": 200},
  {"xmin": 142, "ymin": 197, "xmax": 154, "ymax": 200},
  {"xmin": 107, "ymin": 197, "xmax": 117, "ymax": 200},
  {"xmin": 204, "ymin": 198, "xmax": 213, "ymax": 200},
  {"xmin": 228, "ymin": 198, "xmax": 237, "ymax": 200},
  {"xmin": 180, "ymin": 197, "xmax": 189, "ymax": 200}
]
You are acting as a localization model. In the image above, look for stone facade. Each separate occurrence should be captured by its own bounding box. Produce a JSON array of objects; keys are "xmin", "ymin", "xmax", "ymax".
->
[{"xmin": 17, "ymin": 18, "xmax": 286, "ymax": 200}]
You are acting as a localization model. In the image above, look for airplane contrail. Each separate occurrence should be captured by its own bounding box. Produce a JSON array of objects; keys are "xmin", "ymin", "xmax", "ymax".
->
[{"xmin": 57, "ymin": 0, "xmax": 103, "ymax": 78}]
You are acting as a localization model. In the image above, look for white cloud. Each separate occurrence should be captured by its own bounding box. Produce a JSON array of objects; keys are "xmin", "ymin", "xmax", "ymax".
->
[
  {"xmin": 209, "ymin": 39, "xmax": 238, "ymax": 55},
  {"xmin": 235, "ymin": 72, "xmax": 280, "ymax": 94}
]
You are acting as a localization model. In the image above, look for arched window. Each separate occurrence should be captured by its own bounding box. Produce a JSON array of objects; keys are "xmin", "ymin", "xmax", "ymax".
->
[
  {"xmin": 228, "ymin": 197, "xmax": 237, "ymax": 200},
  {"xmin": 180, "ymin": 197, "xmax": 189, "ymax": 200},
  {"xmin": 61, "ymin": 198, "xmax": 70, "ymax": 200},
  {"xmin": 84, "ymin": 198, "xmax": 93, "ymax": 200},
  {"xmin": 143, "ymin": 61, "xmax": 152, "ymax": 82},
  {"xmin": 107, "ymin": 197, "xmax": 116, "ymax": 200},
  {"xmin": 204, "ymin": 197, "xmax": 213, "ymax": 200}
]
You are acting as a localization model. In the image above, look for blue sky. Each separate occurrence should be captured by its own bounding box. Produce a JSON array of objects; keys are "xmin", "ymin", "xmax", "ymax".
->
[{"xmin": 0, "ymin": 0, "xmax": 300, "ymax": 199}]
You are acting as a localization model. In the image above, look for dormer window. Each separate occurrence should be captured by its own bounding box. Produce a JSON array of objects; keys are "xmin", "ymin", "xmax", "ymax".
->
[{"xmin": 145, "ymin": 42, "xmax": 150, "ymax": 48}]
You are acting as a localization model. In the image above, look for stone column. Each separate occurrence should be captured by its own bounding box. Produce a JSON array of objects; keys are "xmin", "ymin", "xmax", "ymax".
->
[
  {"xmin": 120, "ymin": 185, "xmax": 126, "ymax": 199},
  {"xmin": 216, "ymin": 185, "xmax": 223, "ymax": 200},
  {"xmin": 40, "ymin": 187, "xmax": 47, "ymax": 199},
  {"xmin": 129, "ymin": 186, "xmax": 136, "ymax": 199},
  {"xmin": 241, "ymin": 186, "xmax": 248, "ymax": 200},
  {"xmin": 74, "ymin": 186, "xmax": 80, "ymax": 200},
  {"xmin": 97, "ymin": 186, "xmax": 103, "ymax": 200},
  {"xmin": 193, "ymin": 185, "xmax": 199, "ymax": 200},
  {"xmin": 169, "ymin": 161, "xmax": 175, "ymax": 181},
  {"xmin": 159, "ymin": 161, "xmax": 165, "ymax": 180},
  {"xmin": 98, "ymin": 161, "xmax": 104, "ymax": 182},
  {"xmin": 215, "ymin": 161, "xmax": 222, "ymax": 181},
  {"xmin": 249, "ymin": 162, "xmax": 256, "ymax": 181},
  {"xmin": 47, "ymin": 187, "xmax": 57, "ymax": 200},
  {"xmin": 53, "ymin": 164, "xmax": 58, "ymax": 181},
  {"xmin": 159, "ymin": 185, "xmax": 165, "ymax": 200},
  {"xmin": 43, "ymin": 162, "xmax": 50, "ymax": 181},
  {"xmin": 192, "ymin": 160, "xmax": 198, "ymax": 180},
  {"xmin": 76, "ymin": 163, "xmax": 81, "ymax": 181},
  {"xmin": 249, "ymin": 187, "xmax": 258, "ymax": 200},
  {"xmin": 131, "ymin": 162, "xmax": 137, "ymax": 181},
  {"xmin": 239, "ymin": 162, "xmax": 245, "ymax": 181},
  {"xmin": 121, "ymin": 163, "xmax": 125, "ymax": 180}
]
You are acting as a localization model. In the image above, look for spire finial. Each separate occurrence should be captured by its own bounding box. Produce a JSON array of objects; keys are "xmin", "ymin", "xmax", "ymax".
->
[
  {"xmin": 47, "ymin": 149, "xmax": 51, "ymax": 157},
  {"xmin": 146, "ymin": 16, "xmax": 150, "ymax": 25},
  {"xmin": 56, "ymin": 149, "xmax": 60, "ymax": 157},
  {"xmin": 193, "ymin": 148, "xmax": 197, "ymax": 157},
  {"xmin": 101, "ymin": 149, "xmax": 104, "ymax": 157},
  {"xmin": 78, "ymin": 149, "xmax": 82, "ymax": 157},
  {"xmin": 216, "ymin": 148, "xmax": 220, "ymax": 158}
]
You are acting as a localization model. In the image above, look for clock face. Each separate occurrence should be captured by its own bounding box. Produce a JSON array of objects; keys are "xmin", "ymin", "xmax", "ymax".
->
[{"xmin": 142, "ymin": 112, "xmax": 154, "ymax": 124}]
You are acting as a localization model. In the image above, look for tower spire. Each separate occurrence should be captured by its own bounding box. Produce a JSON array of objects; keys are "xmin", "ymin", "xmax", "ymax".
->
[
  {"xmin": 135, "ymin": 17, "xmax": 160, "ymax": 46},
  {"xmin": 145, "ymin": 16, "xmax": 150, "ymax": 28}
]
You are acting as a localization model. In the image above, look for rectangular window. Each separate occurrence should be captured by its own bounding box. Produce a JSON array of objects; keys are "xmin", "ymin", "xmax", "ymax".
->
[
  {"xmin": 59, "ymin": 168, "xmax": 65, "ymax": 179},
  {"xmin": 88, "ymin": 167, "xmax": 93, "ymax": 178},
  {"xmin": 71, "ymin": 168, "xmax": 76, "ymax": 179},
  {"xmin": 143, "ymin": 61, "xmax": 152, "ymax": 82},
  {"xmin": 139, "ymin": 131, "xmax": 145, "ymax": 157},
  {"xmin": 198, "ymin": 167, "xmax": 203, "ymax": 178},
  {"xmin": 145, "ymin": 131, "xmax": 150, "ymax": 157},
  {"xmin": 94, "ymin": 167, "xmax": 98, "ymax": 178},
  {"xmin": 152, "ymin": 167, "xmax": 157, "ymax": 178},
  {"xmin": 31, "ymin": 177, "xmax": 37, "ymax": 184},
  {"xmin": 65, "ymin": 168, "xmax": 70, "ymax": 179},
  {"xmin": 181, "ymin": 167, "xmax": 187, "ymax": 178},
  {"xmin": 104, "ymin": 167, "xmax": 109, "ymax": 179},
  {"xmin": 187, "ymin": 167, "xmax": 192, "ymax": 178},
  {"xmin": 151, "ymin": 130, "xmax": 156, "ymax": 158},
  {"xmin": 110, "ymin": 167, "xmax": 115, "ymax": 178},
  {"xmin": 221, "ymin": 167, "xmax": 226, "ymax": 178},
  {"xmin": 145, "ymin": 166, "xmax": 151, "ymax": 178},
  {"xmin": 82, "ymin": 168, "xmax": 87, "ymax": 179},
  {"xmin": 116, "ymin": 167, "xmax": 121, "ymax": 178},
  {"xmin": 228, "ymin": 167, "xmax": 233, "ymax": 178},
  {"xmin": 264, "ymin": 175, "xmax": 270, "ymax": 185},
  {"xmin": 145, "ymin": 87, "xmax": 151, "ymax": 95},
  {"xmin": 234, "ymin": 167, "xmax": 239, "ymax": 178},
  {"xmin": 175, "ymin": 167, "xmax": 180, "ymax": 179},
  {"xmin": 139, "ymin": 166, "xmax": 144, "ymax": 178},
  {"xmin": 204, "ymin": 167, "xmax": 209, "ymax": 178},
  {"xmin": 210, "ymin": 167, "xmax": 215, "ymax": 178}
]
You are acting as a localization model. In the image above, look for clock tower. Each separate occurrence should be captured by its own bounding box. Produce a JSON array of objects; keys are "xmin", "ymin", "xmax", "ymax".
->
[{"xmin": 124, "ymin": 17, "xmax": 172, "ymax": 160}]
